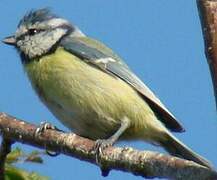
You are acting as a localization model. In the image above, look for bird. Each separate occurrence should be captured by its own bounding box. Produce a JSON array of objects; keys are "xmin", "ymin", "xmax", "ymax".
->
[{"xmin": 2, "ymin": 8, "xmax": 212, "ymax": 169}]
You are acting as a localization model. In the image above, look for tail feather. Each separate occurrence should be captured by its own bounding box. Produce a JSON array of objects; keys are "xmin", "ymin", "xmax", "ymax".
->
[{"xmin": 159, "ymin": 133, "xmax": 213, "ymax": 169}]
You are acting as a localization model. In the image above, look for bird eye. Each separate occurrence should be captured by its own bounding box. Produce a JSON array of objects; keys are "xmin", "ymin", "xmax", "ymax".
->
[{"xmin": 28, "ymin": 29, "xmax": 38, "ymax": 36}]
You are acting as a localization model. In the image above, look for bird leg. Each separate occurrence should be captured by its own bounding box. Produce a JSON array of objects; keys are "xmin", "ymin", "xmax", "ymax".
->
[
  {"xmin": 95, "ymin": 117, "xmax": 130, "ymax": 152},
  {"xmin": 94, "ymin": 117, "xmax": 130, "ymax": 176}
]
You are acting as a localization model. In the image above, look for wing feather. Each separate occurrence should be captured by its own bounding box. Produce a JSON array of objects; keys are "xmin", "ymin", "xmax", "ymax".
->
[{"xmin": 60, "ymin": 36, "xmax": 185, "ymax": 132}]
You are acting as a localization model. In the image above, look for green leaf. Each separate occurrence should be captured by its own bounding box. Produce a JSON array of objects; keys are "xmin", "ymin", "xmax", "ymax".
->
[
  {"xmin": 3, "ymin": 147, "xmax": 48, "ymax": 179},
  {"xmin": 6, "ymin": 147, "xmax": 44, "ymax": 164},
  {"xmin": 25, "ymin": 156, "xmax": 43, "ymax": 164},
  {"xmin": 5, "ymin": 165, "xmax": 49, "ymax": 180},
  {"xmin": 6, "ymin": 147, "xmax": 23, "ymax": 164},
  {"xmin": 25, "ymin": 150, "xmax": 43, "ymax": 164}
]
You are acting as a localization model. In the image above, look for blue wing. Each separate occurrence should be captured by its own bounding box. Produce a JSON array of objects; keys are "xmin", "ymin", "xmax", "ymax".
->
[{"xmin": 60, "ymin": 36, "xmax": 185, "ymax": 132}]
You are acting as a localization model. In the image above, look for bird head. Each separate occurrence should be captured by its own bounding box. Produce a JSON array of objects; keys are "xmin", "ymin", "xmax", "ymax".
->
[{"xmin": 2, "ymin": 8, "xmax": 84, "ymax": 61}]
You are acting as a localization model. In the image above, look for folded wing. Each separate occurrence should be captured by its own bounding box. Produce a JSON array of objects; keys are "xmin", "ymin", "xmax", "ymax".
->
[{"xmin": 60, "ymin": 36, "xmax": 185, "ymax": 132}]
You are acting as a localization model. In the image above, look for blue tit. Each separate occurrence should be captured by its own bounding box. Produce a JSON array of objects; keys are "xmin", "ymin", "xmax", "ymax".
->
[{"xmin": 2, "ymin": 8, "xmax": 212, "ymax": 169}]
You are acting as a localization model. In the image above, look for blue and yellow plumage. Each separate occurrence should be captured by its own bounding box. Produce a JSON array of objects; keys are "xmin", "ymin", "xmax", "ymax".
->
[
  {"xmin": 2, "ymin": 8, "xmax": 212, "ymax": 169},
  {"xmin": 26, "ymin": 46, "xmax": 162, "ymax": 141}
]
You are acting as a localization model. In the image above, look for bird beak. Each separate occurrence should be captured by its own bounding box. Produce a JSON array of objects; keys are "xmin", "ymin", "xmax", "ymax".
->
[{"xmin": 2, "ymin": 35, "xmax": 16, "ymax": 46}]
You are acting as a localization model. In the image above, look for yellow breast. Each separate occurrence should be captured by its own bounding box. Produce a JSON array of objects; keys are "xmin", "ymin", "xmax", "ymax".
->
[{"xmin": 25, "ymin": 48, "xmax": 162, "ymax": 140}]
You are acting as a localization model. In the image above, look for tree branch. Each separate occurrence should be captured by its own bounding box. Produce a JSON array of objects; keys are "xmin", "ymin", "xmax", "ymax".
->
[
  {"xmin": 197, "ymin": 0, "xmax": 217, "ymax": 108},
  {"xmin": 0, "ymin": 136, "xmax": 13, "ymax": 180},
  {"xmin": 0, "ymin": 112, "xmax": 216, "ymax": 180}
]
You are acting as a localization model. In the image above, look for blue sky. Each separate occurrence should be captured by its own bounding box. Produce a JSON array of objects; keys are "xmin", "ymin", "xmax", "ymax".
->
[{"xmin": 0, "ymin": 0, "xmax": 216, "ymax": 179}]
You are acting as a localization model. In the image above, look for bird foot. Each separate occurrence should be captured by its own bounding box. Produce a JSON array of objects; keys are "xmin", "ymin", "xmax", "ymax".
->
[
  {"xmin": 94, "ymin": 138, "xmax": 114, "ymax": 177},
  {"xmin": 94, "ymin": 139, "xmax": 114, "ymax": 157},
  {"xmin": 35, "ymin": 122, "xmax": 58, "ymax": 135},
  {"xmin": 35, "ymin": 121, "xmax": 61, "ymax": 157}
]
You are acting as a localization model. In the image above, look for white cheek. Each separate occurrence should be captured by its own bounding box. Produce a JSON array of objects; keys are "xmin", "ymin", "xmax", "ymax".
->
[
  {"xmin": 17, "ymin": 28, "xmax": 67, "ymax": 58},
  {"xmin": 17, "ymin": 38, "xmax": 30, "ymax": 54},
  {"xmin": 38, "ymin": 28, "xmax": 67, "ymax": 48}
]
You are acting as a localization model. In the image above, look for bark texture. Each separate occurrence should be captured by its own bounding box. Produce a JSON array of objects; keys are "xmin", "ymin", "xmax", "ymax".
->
[
  {"xmin": 0, "ymin": 113, "xmax": 216, "ymax": 180},
  {"xmin": 197, "ymin": 0, "xmax": 217, "ymax": 108}
]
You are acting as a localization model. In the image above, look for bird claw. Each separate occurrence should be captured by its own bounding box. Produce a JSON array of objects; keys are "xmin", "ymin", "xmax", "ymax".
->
[
  {"xmin": 35, "ymin": 122, "xmax": 57, "ymax": 135},
  {"xmin": 46, "ymin": 150, "xmax": 60, "ymax": 157},
  {"xmin": 95, "ymin": 139, "xmax": 113, "ymax": 155},
  {"xmin": 35, "ymin": 122, "xmax": 60, "ymax": 157},
  {"xmin": 94, "ymin": 139, "xmax": 113, "ymax": 177},
  {"xmin": 94, "ymin": 138, "xmax": 114, "ymax": 164}
]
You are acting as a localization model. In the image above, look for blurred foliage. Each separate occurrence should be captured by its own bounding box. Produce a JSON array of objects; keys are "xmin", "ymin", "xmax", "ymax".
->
[{"xmin": 4, "ymin": 147, "xmax": 49, "ymax": 180}]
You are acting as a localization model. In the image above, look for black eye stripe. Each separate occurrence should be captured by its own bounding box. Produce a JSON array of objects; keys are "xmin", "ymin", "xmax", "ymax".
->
[
  {"xmin": 28, "ymin": 29, "xmax": 38, "ymax": 35},
  {"xmin": 16, "ymin": 25, "xmax": 72, "ymax": 41},
  {"xmin": 16, "ymin": 29, "xmax": 46, "ymax": 41},
  {"xmin": 28, "ymin": 28, "xmax": 45, "ymax": 36}
]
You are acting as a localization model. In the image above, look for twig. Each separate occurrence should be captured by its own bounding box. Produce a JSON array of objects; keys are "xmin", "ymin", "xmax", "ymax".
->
[
  {"xmin": 197, "ymin": 0, "xmax": 217, "ymax": 108},
  {"xmin": 0, "ymin": 112, "xmax": 216, "ymax": 180},
  {"xmin": 0, "ymin": 136, "xmax": 13, "ymax": 180}
]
